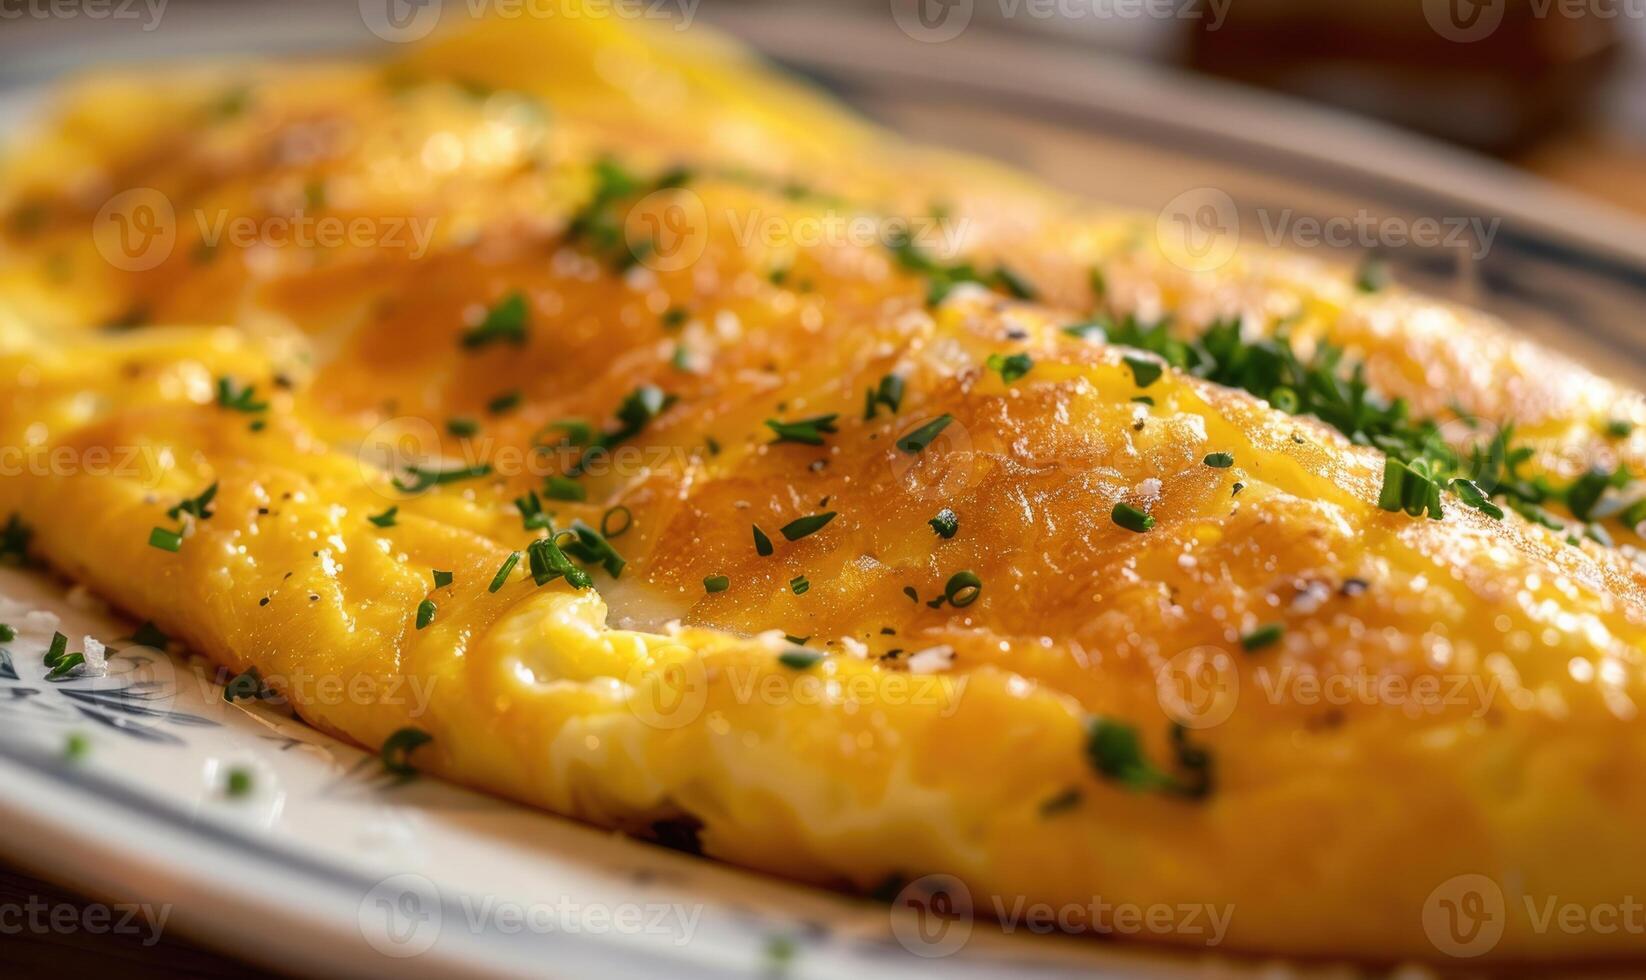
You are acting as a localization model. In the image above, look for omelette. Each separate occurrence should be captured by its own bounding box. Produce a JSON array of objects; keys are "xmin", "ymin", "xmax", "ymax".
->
[{"xmin": 3, "ymin": 5, "xmax": 1646, "ymax": 964}]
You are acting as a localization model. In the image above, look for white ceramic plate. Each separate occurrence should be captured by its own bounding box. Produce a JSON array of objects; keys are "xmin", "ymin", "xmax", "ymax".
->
[{"xmin": 5, "ymin": 5, "xmax": 1646, "ymax": 977}]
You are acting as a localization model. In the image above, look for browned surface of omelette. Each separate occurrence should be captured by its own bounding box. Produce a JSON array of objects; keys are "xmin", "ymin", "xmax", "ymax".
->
[{"xmin": 3, "ymin": 7, "xmax": 1646, "ymax": 964}]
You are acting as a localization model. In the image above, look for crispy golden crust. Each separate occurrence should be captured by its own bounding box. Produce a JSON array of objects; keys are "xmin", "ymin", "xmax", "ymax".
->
[{"xmin": 3, "ymin": 8, "xmax": 1646, "ymax": 962}]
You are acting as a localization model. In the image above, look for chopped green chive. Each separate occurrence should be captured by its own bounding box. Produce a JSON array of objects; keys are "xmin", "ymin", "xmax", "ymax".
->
[
  {"xmin": 789, "ymin": 575, "xmax": 810, "ymax": 595},
  {"xmin": 1086, "ymin": 718, "xmax": 1211, "ymax": 800},
  {"xmin": 1355, "ymin": 256, "xmax": 1390, "ymax": 293},
  {"xmin": 1203, "ymin": 452, "xmax": 1235, "ymax": 469},
  {"xmin": 515, "ymin": 490, "xmax": 553, "ymax": 531},
  {"xmin": 1039, "ymin": 787, "xmax": 1082, "ymax": 817},
  {"xmin": 1123, "ymin": 355, "xmax": 1163, "ymax": 388},
  {"xmin": 128, "ymin": 621, "xmax": 169, "ymax": 648},
  {"xmin": 0, "ymin": 624, "xmax": 13, "ymax": 643},
  {"xmin": 166, "ymin": 482, "xmax": 218, "ymax": 521},
  {"xmin": 766, "ymin": 414, "xmax": 839, "ymax": 446},
  {"xmin": 64, "ymin": 732, "xmax": 89, "ymax": 761},
  {"xmin": 486, "ymin": 389, "xmax": 522, "ymax": 415},
  {"xmin": 1451, "ymin": 478, "xmax": 1504, "ymax": 520},
  {"xmin": 1111, "ymin": 502, "xmax": 1155, "ymax": 533},
  {"xmin": 446, "ymin": 417, "xmax": 480, "ymax": 438},
  {"xmin": 778, "ymin": 649, "xmax": 823, "ymax": 670},
  {"xmin": 392, "ymin": 463, "xmax": 492, "ymax": 494},
  {"xmin": 432, "ymin": 570, "xmax": 453, "ymax": 589},
  {"xmin": 149, "ymin": 527, "xmax": 183, "ymax": 552},
  {"xmin": 544, "ymin": 475, "xmax": 586, "ymax": 502},
  {"xmin": 368, "ymin": 506, "xmax": 399, "ymax": 528},
  {"xmin": 225, "ymin": 767, "xmax": 254, "ymax": 798},
  {"xmin": 1565, "ymin": 468, "xmax": 1613, "ymax": 523},
  {"xmin": 561, "ymin": 520, "xmax": 627, "ymax": 578},
  {"xmin": 381, "ymin": 727, "xmax": 432, "ymax": 777},
  {"xmin": 662, "ymin": 307, "xmax": 688, "ymax": 329},
  {"xmin": 780, "ymin": 512, "xmax": 836, "ymax": 541},
  {"xmin": 896, "ymin": 414, "xmax": 953, "ymax": 454},
  {"xmin": 527, "ymin": 536, "xmax": 593, "ymax": 590},
  {"xmin": 985, "ymin": 352, "xmax": 1033, "ymax": 384},
  {"xmin": 992, "ymin": 264, "xmax": 1036, "ymax": 300},
  {"xmin": 943, "ymin": 570, "xmax": 981, "ymax": 607},
  {"xmin": 703, "ymin": 575, "xmax": 730, "ymax": 594},
  {"xmin": 1062, "ymin": 319, "xmax": 1108, "ymax": 342},
  {"xmin": 461, "ymin": 291, "xmax": 529, "ymax": 349},
  {"xmin": 1606, "ymin": 419, "xmax": 1634, "ymax": 438},
  {"xmin": 415, "ymin": 599, "xmax": 436, "ymax": 629},
  {"xmin": 1240, "ymin": 623, "xmax": 1284, "ymax": 652},
  {"xmin": 488, "ymin": 552, "xmax": 521, "ymax": 592},
  {"xmin": 927, "ymin": 508, "xmax": 959, "ymax": 539},
  {"xmin": 600, "ymin": 505, "xmax": 632, "ymax": 538},
  {"xmin": 753, "ymin": 525, "xmax": 774, "ymax": 556},
  {"xmin": 863, "ymin": 374, "xmax": 905, "ymax": 419},
  {"xmin": 216, "ymin": 377, "xmax": 268, "ymax": 413}
]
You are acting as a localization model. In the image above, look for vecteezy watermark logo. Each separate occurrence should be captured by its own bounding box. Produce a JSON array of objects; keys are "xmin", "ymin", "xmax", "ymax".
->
[
  {"xmin": 1156, "ymin": 187, "xmax": 1240, "ymax": 274},
  {"xmin": 1423, "ymin": 873, "xmax": 1506, "ymax": 958},
  {"xmin": 890, "ymin": 0, "xmax": 976, "ymax": 42},
  {"xmin": 889, "ymin": 874, "xmax": 974, "ymax": 957},
  {"xmin": 360, "ymin": 0, "xmax": 444, "ymax": 43},
  {"xmin": 0, "ymin": 0, "xmax": 167, "ymax": 31},
  {"xmin": 359, "ymin": 874, "xmax": 443, "ymax": 958},
  {"xmin": 1423, "ymin": 0, "xmax": 1508, "ymax": 42},
  {"xmin": 625, "ymin": 648, "xmax": 710, "ymax": 730},
  {"xmin": 0, "ymin": 897, "xmax": 172, "ymax": 946},
  {"xmin": 1155, "ymin": 644, "xmax": 1239, "ymax": 729},
  {"xmin": 92, "ymin": 188, "xmax": 176, "ymax": 273},
  {"xmin": 624, "ymin": 186, "xmax": 710, "ymax": 274}
]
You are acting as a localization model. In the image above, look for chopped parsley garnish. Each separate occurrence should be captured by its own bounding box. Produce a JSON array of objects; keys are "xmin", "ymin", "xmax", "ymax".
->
[
  {"xmin": 381, "ymin": 727, "xmax": 433, "ymax": 777},
  {"xmin": 766, "ymin": 414, "xmax": 839, "ymax": 446},
  {"xmin": 985, "ymin": 352, "xmax": 1033, "ymax": 384},
  {"xmin": 527, "ymin": 536, "xmax": 593, "ymax": 589},
  {"xmin": 216, "ymin": 377, "xmax": 268, "ymax": 413},
  {"xmin": 544, "ymin": 475, "xmax": 586, "ymax": 502},
  {"xmin": 896, "ymin": 414, "xmax": 953, "ymax": 454},
  {"xmin": 778, "ymin": 649, "xmax": 823, "ymax": 670},
  {"xmin": 928, "ymin": 508, "xmax": 959, "ymax": 539},
  {"xmin": 704, "ymin": 575, "xmax": 730, "ymax": 594},
  {"xmin": 1111, "ymin": 502, "xmax": 1155, "ymax": 533},
  {"xmin": 1086, "ymin": 718, "xmax": 1211, "ymax": 800},
  {"xmin": 600, "ymin": 505, "xmax": 632, "ymax": 538},
  {"xmin": 461, "ymin": 291, "xmax": 529, "ymax": 349},
  {"xmin": 944, "ymin": 570, "xmax": 981, "ymax": 607},
  {"xmin": 790, "ymin": 575, "xmax": 810, "ymax": 596},
  {"xmin": 779, "ymin": 512, "xmax": 836, "ymax": 541},
  {"xmin": 1240, "ymin": 623, "xmax": 1284, "ymax": 652},
  {"xmin": 149, "ymin": 527, "xmax": 184, "ymax": 552},
  {"xmin": 432, "ymin": 570, "xmax": 453, "ymax": 589},
  {"xmin": 415, "ymin": 599, "xmax": 436, "ymax": 629},
  {"xmin": 753, "ymin": 525, "xmax": 774, "ymax": 556},
  {"xmin": 1123, "ymin": 355, "xmax": 1163, "ymax": 388},
  {"xmin": 488, "ymin": 552, "xmax": 521, "ymax": 592},
  {"xmin": 1203, "ymin": 452, "xmax": 1235, "ymax": 469},
  {"xmin": 368, "ymin": 506, "xmax": 399, "ymax": 528},
  {"xmin": 392, "ymin": 462, "xmax": 493, "ymax": 494},
  {"xmin": 167, "ymin": 482, "xmax": 218, "ymax": 521},
  {"xmin": 863, "ymin": 374, "xmax": 905, "ymax": 419}
]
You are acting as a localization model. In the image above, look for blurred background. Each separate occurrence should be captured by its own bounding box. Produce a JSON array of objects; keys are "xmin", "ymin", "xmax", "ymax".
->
[{"xmin": 1, "ymin": 0, "xmax": 1643, "ymax": 213}]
